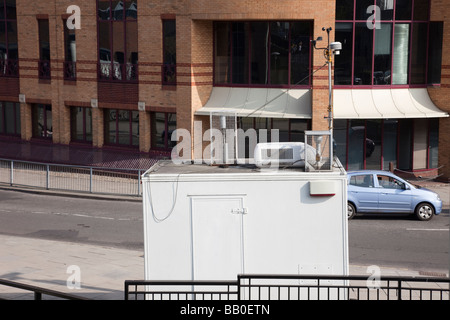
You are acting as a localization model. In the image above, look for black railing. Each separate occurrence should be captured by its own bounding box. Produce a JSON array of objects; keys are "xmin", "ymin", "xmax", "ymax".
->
[
  {"xmin": 162, "ymin": 63, "xmax": 176, "ymax": 85},
  {"xmin": 0, "ymin": 279, "xmax": 89, "ymax": 300},
  {"xmin": 38, "ymin": 60, "xmax": 51, "ymax": 79},
  {"xmin": 0, "ymin": 59, "xmax": 19, "ymax": 77},
  {"xmin": 63, "ymin": 61, "xmax": 77, "ymax": 80},
  {"xmin": 125, "ymin": 274, "xmax": 450, "ymax": 301}
]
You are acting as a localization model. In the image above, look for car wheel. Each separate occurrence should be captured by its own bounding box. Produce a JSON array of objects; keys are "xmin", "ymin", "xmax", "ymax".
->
[
  {"xmin": 347, "ymin": 202, "xmax": 356, "ymax": 220},
  {"xmin": 415, "ymin": 203, "xmax": 434, "ymax": 221}
]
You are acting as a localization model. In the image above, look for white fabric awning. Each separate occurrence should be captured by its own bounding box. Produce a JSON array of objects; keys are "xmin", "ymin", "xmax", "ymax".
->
[
  {"xmin": 333, "ymin": 88, "xmax": 448, "ymax": 119},
  {"xmin": 195, "ymin": 87, "xmax": 312, "ymax": 119}
]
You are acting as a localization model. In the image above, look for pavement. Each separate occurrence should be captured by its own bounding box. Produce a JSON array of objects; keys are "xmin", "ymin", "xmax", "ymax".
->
[{"xmin": 0, "ymin": 181, "xmax": 449, "ymax": 300}]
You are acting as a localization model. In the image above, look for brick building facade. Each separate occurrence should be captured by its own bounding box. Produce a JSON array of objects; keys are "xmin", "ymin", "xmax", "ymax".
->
[{"xmin": 0, "ymin": 0, "xmax": 449, "ymax": 179}]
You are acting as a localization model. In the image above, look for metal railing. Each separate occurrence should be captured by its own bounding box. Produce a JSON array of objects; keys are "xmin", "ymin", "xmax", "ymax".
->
[
  {"xmin": 0, "ymin": 158, "xmax": 143, "ymax": 197},
  {"xmin": 63, "ymin": 61, "xmax": 77, "ymax": 80},
  {"xmin": 124, "ymin": 274, "xmax": 450, "ymax": 300},
  {"xmin": 38, "ymin": 60, "xmax": 51, "ymax": 79},
  {"xmin": 0, "ymin": 58, "xmax": 19, "ymax": 77},
  {"xmin": 0, "ymin": 279, "xmax": 88, "ymax": 300}
]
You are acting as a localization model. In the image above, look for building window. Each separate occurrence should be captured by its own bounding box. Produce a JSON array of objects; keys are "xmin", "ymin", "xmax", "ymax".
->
[
  {"xmin": 38, "ymin": 19, "xmax": 51, "ymax": 79},
  {"xmin": 335, "ymin": 0, "xmax": 441, "ymax": 87},
  {"xmin": 151, "ymin": 112, "xmax": 176, "ymax": 150},
  {"xmin": 0, "ymin": 101, "xmax": 20, "ymax": 136},
  {"xmin": 32, "ymin": 104, "xmax": 52, "ymax": 139},
  {"xmin": 334, "ymin": 118, "xmax": 439, "ymax": 171},
  {"xmin": 104, "ymin": 109, "xmax": 139, "ymax": 147},
  {"xmin": 162, "ymin": 19, "xmax": 176, "ymax": 85},
  {"xmin": 427, "ymin": 22, "xmax": 443, "ymax": 85},
  {"xmin": 64, "ymin": 20, "xmax": 76, "ymax": 80},
  {"xmin": 70, "ymin": 107, "xmax": 92, "ymax": 143},
  {"xmin": 214, "ymin": 21, "xmax": 312, "ymax": 87},
  {"xmin": 0, "ymin": 0, "xmax": 19, "ymax": 77},
  {"xmin": 97, "ymin": 0, "xmax": 138, "ymax": 82}
]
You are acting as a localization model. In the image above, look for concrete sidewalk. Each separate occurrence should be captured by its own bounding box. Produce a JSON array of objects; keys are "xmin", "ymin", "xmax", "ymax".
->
[{"xmin": 0, "ymin": 233, "xmax": 448, "ymax": 300}]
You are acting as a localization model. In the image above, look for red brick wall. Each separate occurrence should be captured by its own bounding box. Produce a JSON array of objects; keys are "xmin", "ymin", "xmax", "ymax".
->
[
  {"xmin": 13, "ymin": 0, "xmax": 449, "ymax": 175},
  {"xmin": 428, "ymin": 0, "xmax": 450, "ymax": 180}
]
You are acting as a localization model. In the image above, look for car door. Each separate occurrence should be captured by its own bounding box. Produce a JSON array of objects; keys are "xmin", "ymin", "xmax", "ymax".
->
[
  {"xmin": 348, "ymin": 174, "xmax": 379, "ymax": 212},
  {"xmin": 376, "ymin": 174, "xmax": 412, "ymax": 212}
]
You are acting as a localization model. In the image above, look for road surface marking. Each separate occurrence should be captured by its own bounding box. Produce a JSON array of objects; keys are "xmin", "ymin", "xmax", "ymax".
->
[{"xmin": 406, "ymin": 228, "xmax": 449, "ymax": 231}]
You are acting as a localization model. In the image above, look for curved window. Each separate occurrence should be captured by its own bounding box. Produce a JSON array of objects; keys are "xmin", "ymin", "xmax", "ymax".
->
[{"xmin": 335, "ymin": 0, "xmax": 442, "ymax": 87}]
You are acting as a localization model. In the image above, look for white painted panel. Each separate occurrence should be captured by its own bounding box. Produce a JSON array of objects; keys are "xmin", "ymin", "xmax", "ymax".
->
[{"xmin": 191, "ymin": 196, "xmax": 244, "ymax": 280}]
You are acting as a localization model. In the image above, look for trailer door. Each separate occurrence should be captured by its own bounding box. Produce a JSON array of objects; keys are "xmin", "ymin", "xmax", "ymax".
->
[{"xmin": 190, "ymin": 195, "xmax": 246, "ymax": 281}]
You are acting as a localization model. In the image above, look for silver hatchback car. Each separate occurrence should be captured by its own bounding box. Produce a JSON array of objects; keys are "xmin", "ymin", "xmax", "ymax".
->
[{"xmin": 347, "ymin": 171, "xmax": 442, "ymax": 221}]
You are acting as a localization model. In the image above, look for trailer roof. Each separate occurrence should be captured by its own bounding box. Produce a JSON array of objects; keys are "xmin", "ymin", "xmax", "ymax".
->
[{"xmin": 143, "ymin": 160, "xmax": 346, "ymax": 177}]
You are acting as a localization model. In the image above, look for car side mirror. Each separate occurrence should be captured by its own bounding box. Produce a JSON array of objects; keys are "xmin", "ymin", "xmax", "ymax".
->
[{"xmin": 403, "ymin": 184, "xmax": 410, "ymax": 190}]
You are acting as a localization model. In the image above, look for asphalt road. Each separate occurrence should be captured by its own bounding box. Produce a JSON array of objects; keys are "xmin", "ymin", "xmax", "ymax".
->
[
  {"xmin": 0, "ymin": 189, "xmax": 144, "ymax": 250},
  {"xmin": 0, "ymin": 188, "xmax": 448, "ymax": 272}
]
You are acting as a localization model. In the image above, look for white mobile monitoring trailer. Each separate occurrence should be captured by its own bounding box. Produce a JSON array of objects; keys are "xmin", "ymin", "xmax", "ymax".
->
[{"xmin": 141, "ymin": 149, "xmax": 349, "ymax": 291}]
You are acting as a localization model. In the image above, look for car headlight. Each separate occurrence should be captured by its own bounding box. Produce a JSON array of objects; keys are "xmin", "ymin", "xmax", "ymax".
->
[{"xmin": 435, "ymin": 193, "xmax": 441, "ymax": 201}]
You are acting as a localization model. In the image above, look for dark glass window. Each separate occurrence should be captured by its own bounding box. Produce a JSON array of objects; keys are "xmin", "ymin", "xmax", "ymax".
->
[
  {"xmin": 97, "ymin": 0, "xmax": 138, "ymax": 82},
  {"xmin": 365, "ymin": 120, "xmax": 382, "ymax": 169},
  {"xmin": 215, "ymin": 22, "xmax": 231, "ymax": 84},
  {"xmin": 413, "ymin": 0, "xmax": 429, "ymax": 21},
  {"xmin": 272, "ymin": 118, "xmax": 289, "ymax": 142},
  {"xmin": 335, "ymin": 0, "xmax": 437, "ymax": 87},
  {"xmin": 38, "ymin": 19, "xmax": 51, "ymax": 79},
  {"xmin": 214, "ymin": 21, "xmax": 312, "ymax": 87},
  {"xmin": 231, "ymin": 22, "xmax": 249, "ymax": 84},
  {"xmin": 427, "ymin": 22, "xmax": 443, "ymax": 85},
  {"xmin": 32, "ymin": 104, "xmax": 52, "ymax": 139},
  {"xmin": 334, "ymin": 118, "xmax": 439, "ymax": 170},
  {"xmin": 250, "ymin": 22, "xmax": 269, "ymax": 85},
  {"xmin": 151, "ymin": 112, "xmax": 176, "ymax": 150},
  {"xmin": 348, "ymin": 119, "xmax": 365, "ymax": 170},
  {"xmin": 290, "ymin": 119, "xmax": 308, "ymax": 143},
  {"xmin": 335, "ymin": 0, "xmax": 354, "ymax": 20},
  {"xmin": 395, "ymin": 0, "xmax": 412, "ymax": 20},
  {"xmin": 0, "ymin": 0, "xmax": 19, "ymax": 77},
  {"xmin": 290, "ymin": 22, "xmax": 311, "ymax": 86},
  {"xmin": 5, "ymin": 0, "xmax": 16, "ymax": 20},
  {"xmin": 410, "ymin": 23, "xmax": 427, "ymax": 84},
  {"xmin": 270, "ymin": 22, "xmax": 289, "ymax": 85},
  {"xmin": 354, "ymin": 23, "xmax": 373, "ymax": 85},
  {"xmin": 162, "ymin": 19, "xmax": 176, "ymax": 85},
  {"xmin": 428, "ymin": 119, "xmax": 439, "ymax": 169},
  {"xmin": 374, "ymin": 23, "xmax": 392, "ymax": 85},
  {"xmin": 398, "ymin": 119, "xmax": 412, "ymax": 170},
  {"xmin": 0, "ymin": 101, "xmax": 20, "ymax": 136},
  {"xmin": 104, "ymin": 109, "xmax": 139, "ymax": 147},
  {"xmin": 70, "ymin": 107, "xmax": 92, "ymax": 143},
  {"xmin": 382, "ymin": 119, "xmax": 398, "ymax": 170},
  {"xmin": 64, "ymin": 20, "xmax": 76, "ymax": 80},
  {"xmin": 376, "ymin": 0, "xmax": 394, "ymax": 20},
  {"xmin": 355, "ymin": 0, "xmax": 374, "ymax": 21},
  {"xmin": 334, "ymin": 23, "xmax": 353, "ymax": 85},
  {"xmin": 350, "ymin": 175, "xmax": 375, "ymax": 187},
  {"xmin": 333, "ymin": 119, "xmax": 348, "ymax": 167}
]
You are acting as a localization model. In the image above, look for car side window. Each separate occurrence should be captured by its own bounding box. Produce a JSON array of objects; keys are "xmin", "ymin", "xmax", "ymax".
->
[
  {"xmin": 349, "ymin": 175, "xmax": 374, "ymax": 188},
  {"xmin": 377, "ymin": 175, "xmax": 405, "ymax": 189}
]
